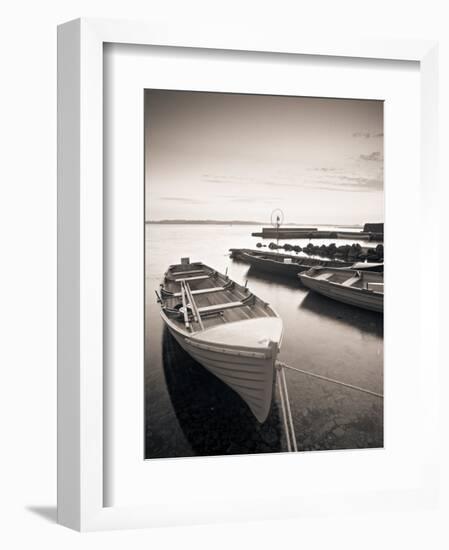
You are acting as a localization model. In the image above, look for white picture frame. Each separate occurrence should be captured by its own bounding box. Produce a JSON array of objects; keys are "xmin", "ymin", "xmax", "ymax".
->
[{"xmin": 57, "ymin": 18, "xmax": 440, "ymax": 531}]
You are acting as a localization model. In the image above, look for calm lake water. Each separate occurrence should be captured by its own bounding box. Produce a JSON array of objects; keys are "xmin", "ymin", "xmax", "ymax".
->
[{"xmin": 145, "ymin": 224, "xmax": 383, "ymax": 459}]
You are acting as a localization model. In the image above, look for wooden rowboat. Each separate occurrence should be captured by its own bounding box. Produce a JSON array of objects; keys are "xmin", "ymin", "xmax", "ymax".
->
[
  {"xmin": 158, "ymin": 258, "xmax": 283, "ymax": 423},
  {"xmin": 239, "ymin": 250, "xmax": 354, "ymax": 278},
  {"xmin": 233, "ymin": 249, "xmax": 383, "ymax": 279},
  {"xmin": 299, "ymin": 267, "xmax": 384, "ymax": 312}
]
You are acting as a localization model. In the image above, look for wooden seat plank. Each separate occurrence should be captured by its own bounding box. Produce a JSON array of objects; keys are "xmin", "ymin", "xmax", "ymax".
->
[
  {"xmin": 174, "ymin": 274, "xmax": 210, "ymax": 282},
  {"xmin": 171, "ymin": 286, "xmax": 226, "ymax": 297},
  {"xmin": 173, "ymin": 268, "xmax": 205, "ymax": 276},
  {"xmin": 197, "ymin": 301, "xmax": 245, "ymax": 314},
  {"xmin": 341, "ymin": 275, "xmax": 361, "ymax": 287},
  {"xmin": 315, "ymin": 272, "xmax": 333, "ymax": 281}
]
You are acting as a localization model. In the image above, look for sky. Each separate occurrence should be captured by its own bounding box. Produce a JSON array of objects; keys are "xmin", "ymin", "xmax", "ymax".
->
[{"xmin": 145, "ymin": 90, "xmax": 383, "ymax": 225}]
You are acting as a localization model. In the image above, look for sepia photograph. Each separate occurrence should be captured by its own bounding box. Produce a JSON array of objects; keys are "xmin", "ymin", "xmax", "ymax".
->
[{"xmin": 144, "ymin": 90, "xmax": 384, "ymax": 459}]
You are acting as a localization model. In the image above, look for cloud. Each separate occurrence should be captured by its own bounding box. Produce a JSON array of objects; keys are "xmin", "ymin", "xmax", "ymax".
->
[
  {"xmin": 352, "ymin": 132, "xmax": 384, "ymax": 139},
  {"xmin": 309, "ymin": 167, "xmax": 338, "ymax": 173},
  {"xmin": 202, "ymin": 173, "xmax": 297, "ymax": 189},
  {"xmin": 219, "ymin": 194, "xmax": 283, "ymax": 203},
  {"xmin": 311, "ymin": 180, "xmax": 382, "ymax": 192},
  {"xmin": 160, "ymin": 196, "xmax": 205, "ymax": 204},
  {"xmin": 359, "ymin": 151, "xmax": 383, "ymax": 162},
  {"xmin": 353, "ymin": 131, "xmax": 371, "ymax": 138},
  {"xmin": 339, "ymin": 175, "xmax": 382, "ymax": 190},
  {"xmin": 305, "ymin": 172, "xmax": 383, "ymax": 193},
  {"xmin": 200, "ymin": 169, "xmax": 383, "ymax": 195},
  {"xmin": 202, "ymin": 174, "xmax": 255, "ymax": 184}
]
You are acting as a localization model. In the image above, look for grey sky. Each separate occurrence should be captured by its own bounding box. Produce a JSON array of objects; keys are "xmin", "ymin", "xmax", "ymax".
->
[{"xmin": 145, "ymin": 90, "xmax": 383, "ymax": 225}]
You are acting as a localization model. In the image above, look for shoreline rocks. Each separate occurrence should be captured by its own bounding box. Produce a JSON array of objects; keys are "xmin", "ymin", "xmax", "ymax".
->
[{"xmin": 267, "ymin": 241, "xmax": 384, "ymax": 262}]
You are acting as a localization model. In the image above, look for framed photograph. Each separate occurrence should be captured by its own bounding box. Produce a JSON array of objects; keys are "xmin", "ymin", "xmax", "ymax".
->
[
  {"xmin": 143, "ymin": 89, "xmax": 385, "ymax": 459},
  {"xmin": 58, "ymin": 18, "xmax": 440, "ymax": 530}
]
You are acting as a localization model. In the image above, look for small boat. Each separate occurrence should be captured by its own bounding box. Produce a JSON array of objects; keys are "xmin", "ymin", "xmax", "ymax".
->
[
  {"xmin": 299, "ymin": 267, "xmax": 384, "ymax": 312},
  {"xmin": 158, "ymin": 258, "xmax": 283, "ymax": 422},
  {"xmin": 233, "ymin": 249, "xmax": 382, "ymax": 279}
]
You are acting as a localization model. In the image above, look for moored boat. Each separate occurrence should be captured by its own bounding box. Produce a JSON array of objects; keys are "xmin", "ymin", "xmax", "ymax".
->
[
  {"xmin": 239, "ymin": 250, "xmax": 354, "ymax": 278},
  {"xmin": 158, "ymin": 258, "xmax": 283, "ymax": 422},
  {"xmin": 299, "ymin": 267, "xmax": 384, "ymax": 312},
  {"xmin": 231, "ymin": 248, "xmax": 382, "ymax": 279}
]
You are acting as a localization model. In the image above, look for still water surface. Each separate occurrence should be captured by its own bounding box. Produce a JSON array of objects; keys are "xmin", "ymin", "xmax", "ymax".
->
[{"xmin": 145, "ymin": 224, "xmax": 383, "ymax": 459}]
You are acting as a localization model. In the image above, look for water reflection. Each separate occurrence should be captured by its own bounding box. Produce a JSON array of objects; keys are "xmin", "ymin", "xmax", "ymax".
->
[
  {"xmin": 245, "ymin": 265, "xmax": 302, "ymax": 290},
  {"xmin": 299, "ymin": 291, "xmax": 383, "ymax": 337},
  {"xmin": 162, "ymin": 327, "xmax": 283, "ymax": 456}
]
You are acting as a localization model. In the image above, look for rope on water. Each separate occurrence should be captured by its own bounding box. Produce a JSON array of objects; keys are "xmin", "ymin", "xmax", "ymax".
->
[
  {"xmin": 280, "ymin": 366, "xmax": 298, "ymax": 452},
  {"xmin": 276, "ymin": 360, "xmax": 383, "ymax": 399},
  {"xmin": 276, "ymin": 367, "xmax": 292, "ymax": 452},
  {"xmin": 275, "ymin": 363, "xmax": 298, "ymax": 452},
  {"xmin": 274, "ymin": 359, "xmax": 382, "ymax": 452}
]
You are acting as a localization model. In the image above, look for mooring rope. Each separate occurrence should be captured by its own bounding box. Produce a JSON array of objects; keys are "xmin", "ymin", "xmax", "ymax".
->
[
  {"xmin": 274, "ymin": 359, "xmax": 383, "ymax": 453},
  {"xmin": 276, "ymin": 360, "xmax": 384, "ymax": 399},
  {"xmin": 280, "ymin": 366, "xmax": 298, "ymax": 452},
  {"xmin": 276, "ymin": 367, "xmax": 293, "ymax": 452}
]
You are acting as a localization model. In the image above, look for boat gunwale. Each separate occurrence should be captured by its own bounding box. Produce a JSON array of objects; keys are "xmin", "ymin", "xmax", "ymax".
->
[
  {"xmin": 160, "ymin": 310, "xmax": 282, "ymax": 356},
  {"xmin": 299, "ymin": 269, "xmax": 384, "ymax": 297}
]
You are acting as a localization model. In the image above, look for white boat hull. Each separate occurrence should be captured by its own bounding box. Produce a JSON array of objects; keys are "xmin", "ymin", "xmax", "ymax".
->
[
  {"xmin": 300, "ymin": 274, "xmax": 383, "ymax": 312},
  {"xmin": 164, "ymin": 318, "xmax": 281, "ymax": 423}
]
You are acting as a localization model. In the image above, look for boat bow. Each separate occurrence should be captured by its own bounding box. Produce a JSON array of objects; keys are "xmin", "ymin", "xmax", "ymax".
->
[{"xmin": 184, "ymin": 317, "xmax": 283, "ymax": 422}]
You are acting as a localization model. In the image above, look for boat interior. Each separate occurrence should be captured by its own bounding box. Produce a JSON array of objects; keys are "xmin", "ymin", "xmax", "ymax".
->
[
  {"xmin": 306, "ymin": 268, "xmax": 384, "ymax": 293},
  {"xmin": 160, "ymin": 260, "xmax": 277, "ymax": 333}
]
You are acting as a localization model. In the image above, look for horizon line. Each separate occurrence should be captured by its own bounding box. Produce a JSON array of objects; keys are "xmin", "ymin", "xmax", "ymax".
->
[{"xmin": 145, "ymin": 219, "xmax": 376, "ymax": 226}]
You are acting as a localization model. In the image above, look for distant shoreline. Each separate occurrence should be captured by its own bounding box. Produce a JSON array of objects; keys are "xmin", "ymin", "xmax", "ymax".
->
[
  {"xmin": 146, "ymin": 220, "xmax": 261, "ymax": 225},
  {"xmin": 146, "ymin": 220, "xmax": 366, "ymax": 228}
]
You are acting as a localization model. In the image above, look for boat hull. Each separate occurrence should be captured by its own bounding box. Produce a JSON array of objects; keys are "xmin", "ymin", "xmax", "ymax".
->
[
  {"xmin": 240, "ymin": 251, "xmax": 355, "ymax": 279},
  {"xmin": 244, "ymin": 253, "xmax": 305, "ymax": 277},
  {"xmin": 299, "ymin": 273, "xmax": 383, "ymax": 312},
  {"xmin": 165, "ymin": 320, "xmax": 278, "ymax": 423}
]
